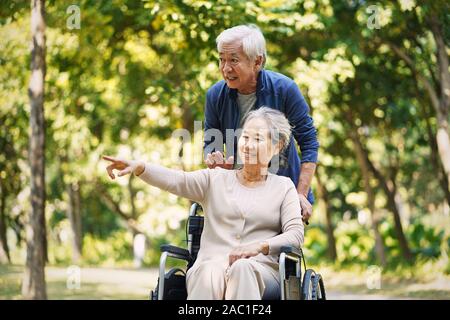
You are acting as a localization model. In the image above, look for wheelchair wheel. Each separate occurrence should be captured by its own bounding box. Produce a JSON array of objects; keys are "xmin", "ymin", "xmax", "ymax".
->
[
  {"xmin": 151, "ymin": 268, "xmax": 187, "ymax": 300},
  {"xmin": 301, "ymin": 269, "xmax": 315, "ymax": 300},
  {"xmin": 312, "ymin": 273, "xmax": 326, "ymax": 300}
]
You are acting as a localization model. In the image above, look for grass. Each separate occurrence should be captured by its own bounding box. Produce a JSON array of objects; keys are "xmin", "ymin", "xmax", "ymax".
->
[
  {"xmin": 0, "ymin": 264, "xmax": 158, "ymax": 300},
  {"xmin": 1, "ymin": 260, "xmax": 449, "ymax": 300},
  {"xmin": 310, "ymin": 259, "xmax": 450, "ymax": 299},
  {"xmin": 0, "ymin": 265, "xmax": 23, "ymax": 299}
]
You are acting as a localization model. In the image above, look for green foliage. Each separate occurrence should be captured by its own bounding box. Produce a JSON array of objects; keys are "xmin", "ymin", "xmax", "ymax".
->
[
  {"xmin": 305, "ymin": 216, "xmax": 449, "ymax": 270},
  {"xmin": 48, "ymin": 230, "xmax": 134, "ymax": 266},
  {"xmin": 303, "ymin": 225, "xmax": 329, "ymax": 265},
  {"xmin": 83, "ymin": 231, "xmax": 134, "ymax": 266},
  {"xmin": 408, "ymin": 220, "xmax": 445, "ymax": 259},
  {"xmin": 0, "ymin": 0, "xmax": 449, "ymax": 273},
  {"xmin": 335, "ymin": 221, "xmax": 375, "ymax": 266}
]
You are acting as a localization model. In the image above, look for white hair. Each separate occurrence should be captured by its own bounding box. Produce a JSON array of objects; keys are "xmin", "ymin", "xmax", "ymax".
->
[
  {"xmin": 243, "ymin": 107, "xmax": 292, "ymax": 152},
  {"xmin": 216, "ymin": 24, "xmax": 267, "ymax": 66}
]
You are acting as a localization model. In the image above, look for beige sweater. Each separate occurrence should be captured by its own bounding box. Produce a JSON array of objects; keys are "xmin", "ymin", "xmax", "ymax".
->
[{"xmin": 139, "ymin": 164, "xmax": 304, "ymax": 271}]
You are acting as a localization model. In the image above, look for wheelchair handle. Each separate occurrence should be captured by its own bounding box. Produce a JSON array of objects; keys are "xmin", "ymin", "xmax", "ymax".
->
[{"xmin": 189, "ymin": 202, "xmax": 201, "ymax": 216}]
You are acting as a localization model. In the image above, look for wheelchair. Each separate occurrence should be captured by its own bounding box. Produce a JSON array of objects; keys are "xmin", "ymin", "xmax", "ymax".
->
[{"xmin": 150, "ymin": 203, "xmax": 326, "ymax": 300}]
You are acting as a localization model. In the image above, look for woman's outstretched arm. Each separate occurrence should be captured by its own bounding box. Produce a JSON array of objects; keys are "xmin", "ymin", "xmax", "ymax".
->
[{"xmin": 103, "ymin": 155, "xmax": 210, "ymax": 203}]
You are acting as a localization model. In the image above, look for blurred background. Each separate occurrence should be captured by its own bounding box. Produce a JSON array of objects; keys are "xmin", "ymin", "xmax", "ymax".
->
[{"xmin": 0, "ymin": 0, "xmax": 449, "ymax": 299}]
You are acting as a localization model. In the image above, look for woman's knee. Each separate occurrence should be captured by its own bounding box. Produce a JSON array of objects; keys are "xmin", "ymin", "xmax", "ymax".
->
[
  {"xmin": 228, "ymin": 258, "xmax": 255, "ymax": 277},
  {"xmin": 187, "ymin": 261, "xmax": 227, "ymax": 299},
  {"xmin": 190, "ymin": 261, "xmax": 225, "ymax": 281}
]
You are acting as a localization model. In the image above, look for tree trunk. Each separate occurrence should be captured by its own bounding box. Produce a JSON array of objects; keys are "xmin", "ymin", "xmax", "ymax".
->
[
  {"xmin": 435, "ymin": 117, "xmax": 450, "ymax": 193},
  {"xmin": 419, "ymin": 95, "xmax": 450, "ymax": 206},
  {"xmin": 359, "ymin": 139, "xmax": 414, "ymax": 263},
  {"xmin": 67, "ymin": 181, "xmax": 82, "ymax": 263},
  {"xmin": 128, "ymin": 175, "xmax": 137, "ymax": 220},
  {"xmin": 128, "ymin": 174, "xmax": 139, "ymax": 240},
  {"xmin": 22, "ymin": 0, "xmax": 47, "ymax": 300},
  {"xmin": 349, "ymin": 130, "xmax": 386, "ymax": 267},
  {"xmin": 429, "ymin": 15, "xmax": 450, "ymax": 189},
  {"xmin": 182, "ymin": 101, "xmax": 194, "ymax": 133},
  {"xmin": 388, "ymin": 16, "xmax": 450, "ymax": 192},
  {"xmin": 388, "ymin": 172, "xmax": 415, "ymax": 257},
  {"xmin": 429, "ymin": 14, "xmax": 450, "ymax": 117},
  {"xmin": 426, "ymin": 122, "xmax": 450, "ymax": 206},
  {"xmin": 315, "ymin": 167, "xmax": 337, "ymax": 260},
  {"xmin": 0, "ymin": 181, "xmax": 11, "ymax": 264}
]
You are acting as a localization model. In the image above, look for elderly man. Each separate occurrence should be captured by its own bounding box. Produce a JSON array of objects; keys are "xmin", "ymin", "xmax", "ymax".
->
[{"xmin": 203, "ymin": 24, "xmax": 319, "ymax": 222}]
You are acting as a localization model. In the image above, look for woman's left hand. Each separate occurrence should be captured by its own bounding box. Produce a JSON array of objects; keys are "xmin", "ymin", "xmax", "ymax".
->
[{"xmin": 228, "ymin": 242, "xmax": 265, "ymax": 266}]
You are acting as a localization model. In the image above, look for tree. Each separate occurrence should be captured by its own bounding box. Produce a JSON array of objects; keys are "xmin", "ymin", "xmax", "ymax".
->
[
  {"xmin": 1, "ymin": 0, "xmax": 447, "ymax": 274},
  {"xmin": 67, "ymin": 181, "xmax": 82, "ymax": 263},
  {"xmin": 372, "ymin": 1, "xmax": 450, "ymax": 194},
  {"xmin": 22, "ymin": 0, "xmax": 47, "ymax": 300},
  {"xmin": 0, "ymin": 180, "xmax": 10, "ymax": 263},
  {"xmin": 315, "ymin": 166, "xmax": 337, "ymax": 261},
  {"xmin": 346, "ymin": 113, "xmax": 387, "ymax": 267}
]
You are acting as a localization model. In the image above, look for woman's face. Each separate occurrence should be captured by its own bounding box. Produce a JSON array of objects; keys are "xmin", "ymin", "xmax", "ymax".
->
[{"xmin": 238, "ymin": 117, "xmax": 280, "ymax": 167}]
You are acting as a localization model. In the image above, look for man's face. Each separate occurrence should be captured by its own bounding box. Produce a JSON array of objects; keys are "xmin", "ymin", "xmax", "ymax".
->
[{"xmin": 218, "ymin": 42, "xmax": 260, "ymax": 94}]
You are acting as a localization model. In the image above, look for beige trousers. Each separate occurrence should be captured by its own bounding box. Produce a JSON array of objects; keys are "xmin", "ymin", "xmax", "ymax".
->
[{"xmin": 186, "ymin": 258, "xmax": 280, "ymax": 300}]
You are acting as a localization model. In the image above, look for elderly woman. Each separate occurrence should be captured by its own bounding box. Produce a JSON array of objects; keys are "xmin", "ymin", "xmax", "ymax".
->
[{"xmin": 103, "ymin": 107, "xmax": 304, "ymax": 300}]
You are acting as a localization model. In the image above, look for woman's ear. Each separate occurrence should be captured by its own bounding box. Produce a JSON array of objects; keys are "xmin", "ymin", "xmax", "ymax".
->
[{"xmin": 272, "ymin": 141, "xmax": 282, "ymax": 156}]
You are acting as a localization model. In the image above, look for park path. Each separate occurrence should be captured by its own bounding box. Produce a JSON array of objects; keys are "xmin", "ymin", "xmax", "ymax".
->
[{"xmin": 44, "ymin": 266, "xmax": 413, "ymax": 300}]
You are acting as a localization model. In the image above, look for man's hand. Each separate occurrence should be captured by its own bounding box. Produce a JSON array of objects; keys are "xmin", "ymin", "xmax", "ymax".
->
[
  {"xmin": 298, "ymin": 193, "xmax": 312, "ymax": 224},
  {"xmin": 228, "ymin": 242, "xmax": 266, "ymax": 266},
  {"xmin": 205, "ymin": 151, "xmax": 234, "ymax": 169}
]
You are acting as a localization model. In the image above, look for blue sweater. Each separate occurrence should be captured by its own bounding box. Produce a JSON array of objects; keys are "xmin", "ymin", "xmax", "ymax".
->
[{"xmin": 203, "ymin": 69, "xmax": 319, "ymax": 203}]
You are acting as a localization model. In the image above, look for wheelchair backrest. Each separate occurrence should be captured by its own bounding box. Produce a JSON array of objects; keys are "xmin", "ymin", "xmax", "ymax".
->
[{"xmin": 186, "ymin": 203, "xmax": 204, "ymax": 268}]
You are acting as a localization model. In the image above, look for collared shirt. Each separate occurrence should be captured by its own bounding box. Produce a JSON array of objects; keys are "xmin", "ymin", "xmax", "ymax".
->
[{"xmin": 203, "ymin": 69, "xmax": 319, "ymax": 203}]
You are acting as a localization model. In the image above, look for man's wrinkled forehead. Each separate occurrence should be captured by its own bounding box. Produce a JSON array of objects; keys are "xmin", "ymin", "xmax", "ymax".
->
[{"xmin": 219, "ymin": 41, "xmax": 244, "ymax": 56}]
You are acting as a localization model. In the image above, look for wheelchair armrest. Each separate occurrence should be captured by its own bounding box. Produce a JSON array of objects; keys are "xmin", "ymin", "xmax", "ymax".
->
[
  {"xmin": 160, "ymin": 245, "xmax": 191, "ymax": 262},
  {"xmin": 280, "ymin": 246, "xmax": 303, "ymax": 259}
]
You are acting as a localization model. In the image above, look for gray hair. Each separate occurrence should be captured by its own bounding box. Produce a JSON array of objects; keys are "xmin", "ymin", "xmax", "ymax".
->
[
  {"xmin": 216, "ymin": 24, "xmax": 267, "ymax": 67},
  {"xmin": 243, "ymin": 107, "xmax": 292, "ymax": 152}
]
